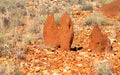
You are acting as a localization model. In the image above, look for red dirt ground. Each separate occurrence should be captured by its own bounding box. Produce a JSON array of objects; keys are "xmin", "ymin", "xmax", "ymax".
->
[
  {"xmin": 22, "ymin": 25, "xmax": 120, "ymax": 75},
  {"xmin": 99, "ymin": 0, "xmax": 120, "ymax": 17},
  {"xmin": 1, "ymin": 1, "xmax": 120, "ymax": 74}
]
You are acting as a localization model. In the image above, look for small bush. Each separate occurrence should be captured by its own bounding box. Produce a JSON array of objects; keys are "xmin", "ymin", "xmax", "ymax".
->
[
  {"xmin": 39, "ymin": 0, "xmax": 69, "ymax": 15},
  {"xmin": 0, "ymin": 0, "xmax": 43, "ymax": 58},
  {"xmin": 0, "ymin": 0, "xmax": 26, "ymax": 26},
  {"xmin": 65, "ymin": 0, "xmax": 79, "ymax": 5},
  {"xmin": 21, "ymin": 33, "xmax": 34, "ymax": 45},
  {"xmin": 84, "ymin": 13, "xmax": 111, "ymax": 25},
  {"xmin": 95, "ymin": 60, "xmax": 113, "ymax": 75},
  {"xmin": 39, "ymin": 13, "xmax": 62, "ymax": 26},
  {"xmin": 0, "ymin": 28, "xmax": 11, "ymax": 57},
  {"xmin": 97, "ymin": 0, "xmax": 115, "ymax": 5},
  {"xmin": 39, "ymin": 15, "xmax": 48, "ymax": 24},
  {"xmin": 82, "ymin": 4, "xmax": 93, "ymax": 11},
  {"xmin": 65, "ymin": 0, "xmax": 86, "ymax": 5}
]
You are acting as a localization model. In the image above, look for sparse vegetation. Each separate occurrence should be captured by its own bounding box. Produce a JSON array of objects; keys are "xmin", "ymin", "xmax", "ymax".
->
[
  {"xmin": 54, "ymin": 13, "xmax": 62, "ymax": 26},
  {"xmin": 117, "ymin": 13, "xmax": 120, "ymax": 21},
  {"xmin": 65, "ymin": 0, "xmax": 86, "ymax": 5},
  {"xmin": 82, "ymin": 4, "xmax": 93, "ymax": 11},
  {"xmin": 0, "ymin": 0, "xmax": 43, "ymax": 57},
  {"xmin": 39, "ymin": 0, "xmax": 70, "ymax": 14},
  {"xmin": 0, "ymin": 58, "xmax": 25, "ymax": 75},
  {"xmin": 95, "ymin": 60, "xmax": 113, "ymax": 75},
  {"xmin": 84, "ymin": 13, "xmax": 113, "ymax": 25},
  {"xmin": 0, "ymin": 0, "xmax": 26, "ymax": 26},
  {"xmin": 0, "ymin": 27, "xmax": 11, "ymax": 57},
  {"xmin": 39, "ymin": 15, "xmax": 48, "ymax": 24},
  {"xmin": 0, "ymin": 0, "xmax": 119, "ymax": 75},
  {"xmin": 97, "ymin": 0, "xmax": 115, "ymax": 5}
]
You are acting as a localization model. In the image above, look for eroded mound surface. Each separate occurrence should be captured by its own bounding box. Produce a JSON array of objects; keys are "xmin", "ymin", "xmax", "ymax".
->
[
  {"xmin": 100, "ymin": 0, "xmax": 120, "ymax": 17},
  {"xmin": 59, "ymin": 12, "xmax": 74, "ymax": 51},
  {"xmin": 43, "ymin": 13, "xmax": 59, "ymax": 48},
  {"xmin": 44, "ymin": 12, "xmax": 74, "ymax": 50},
  {"xmin": 89, "ymin": 24, "xmax": 112, "ymax": 53}
]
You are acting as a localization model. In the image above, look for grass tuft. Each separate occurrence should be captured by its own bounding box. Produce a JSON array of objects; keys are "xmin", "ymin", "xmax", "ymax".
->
[
  {"xmin": 84, "ymin": 13, "xmax": 113, "ymax": 25},
  {"xmin": 97, "ymin": 0, "xmax": 115, "ymax": 5},
  {"xmin": 95, "ymin": 60, "xmax": 113, "ymax": 75}
]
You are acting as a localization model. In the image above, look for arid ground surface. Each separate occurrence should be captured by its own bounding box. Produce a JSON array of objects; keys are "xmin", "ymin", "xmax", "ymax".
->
[{"xmin": 0, "ymin": 0, "xmax": 120, "ymax": 75}]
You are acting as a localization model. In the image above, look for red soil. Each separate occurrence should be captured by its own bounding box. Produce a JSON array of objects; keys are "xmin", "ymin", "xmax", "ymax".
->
[{"xmin": 100, "ymin": 0, "xmax": 120, "ymax": 17}]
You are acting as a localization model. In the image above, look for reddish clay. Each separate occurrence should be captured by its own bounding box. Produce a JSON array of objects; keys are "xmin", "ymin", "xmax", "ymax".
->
[
  {"xmin": 99, "ymin": 0, "xmax": 120, "ymax": 17},
  {"xmin": 89, "ymin": 24, "xmax": 112, "ymax": 53},
  {"xmin": 59, "ymin": 12, "xmax": 74, "ymax": 50},
  {"xmin": 43, "ymin": 13, "xmax": 59, "ymax": 48}
]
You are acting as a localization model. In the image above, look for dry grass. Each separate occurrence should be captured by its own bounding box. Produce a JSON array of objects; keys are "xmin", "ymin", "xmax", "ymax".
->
[
  {"xmin": 95, "ymin": 60, "xmax": 113, "ymax": 75},
  {"xmin": 97, "ymin": 0, "xmax": 115, "ymax": 5},
  {"xmin": 0, "ymin": 58, "xmax": 25, "ymax": 75},
  {"xmin": 84, "ymin": 13, "xmax": 113, "ymax": 25},
  {"xmin": 0, "ymin": 0, "xmax": 43, "ymax": 57},
  {"xmin": 117, "ymin": 13, "xmax": 120, "ymax": 21}
]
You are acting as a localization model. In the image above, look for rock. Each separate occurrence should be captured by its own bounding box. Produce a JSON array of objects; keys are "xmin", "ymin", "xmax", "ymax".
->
[
  {"xmin": 59, "ymin": 12, "xmax": 74, "ymax": 50},
  {"xmin": 89, "ymin": 24, "xmax": 112, "ymax": 53},
  {"xmin": 43, "ymin": 13, "xmax": 59, "ymax": 48}
]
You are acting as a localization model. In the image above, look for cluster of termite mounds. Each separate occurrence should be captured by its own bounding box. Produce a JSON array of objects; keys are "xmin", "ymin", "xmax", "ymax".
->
[
  {"xmin": 43, "ymin": 12, "xmax": 73, "ymax": 51},
  {"xmin": 43, "ymin": 12, "xmax": 112, "ymax": 52}
]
